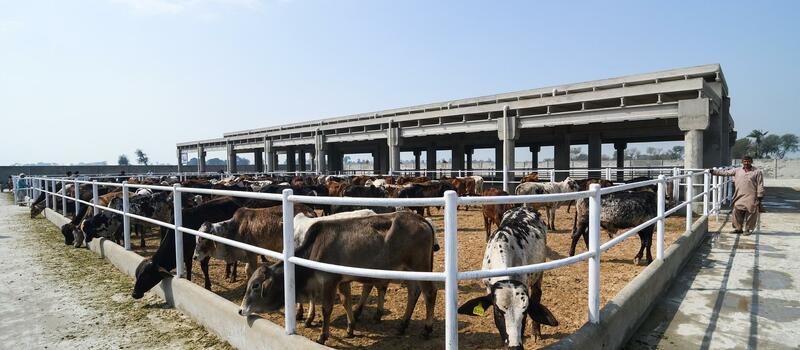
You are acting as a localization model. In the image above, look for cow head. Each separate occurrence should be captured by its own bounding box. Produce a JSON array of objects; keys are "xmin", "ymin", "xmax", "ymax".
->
[
  {"xmin": 193, "ymin": 221, "xmax": 219, "ymax": 261},
  {"xmin": 239, "ymin": 262, "xmax": 285, "ymax": 316},
  {"xmin": 30, "ymin": 202, "xmax": 47, "ymax": 218},
  {"xmin": 458, "ymin": 280, "xmax": 558, "ymax": 349},
  {"xmin": 563, "ymin": 177, "xmax": 580, "ymax": 192},
  {"xmin": 60, "ymin": 223, "xmax": 76, "ymax": 245},
  {"xmin": 132, "ymin": 258, "xmax": 172, "ymax": 299}
]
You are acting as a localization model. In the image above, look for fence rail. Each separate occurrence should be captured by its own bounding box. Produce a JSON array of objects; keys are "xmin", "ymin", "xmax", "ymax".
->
[{"xmin": 13, "ymin": 167, "xmax": 735, "ymax": 349}]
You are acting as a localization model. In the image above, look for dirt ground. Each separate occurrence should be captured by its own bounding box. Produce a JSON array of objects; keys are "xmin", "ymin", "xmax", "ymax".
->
[
  {"xmin": 0, "ymin": 193, "xmax": 232, "ymax": 350},
  {"xmin": 127, "ymin": 204, "xmax": 691, "ymax": 349}
]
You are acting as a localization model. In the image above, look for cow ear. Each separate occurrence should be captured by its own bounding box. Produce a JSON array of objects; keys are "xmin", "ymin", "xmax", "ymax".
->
[
  {"xmin": 527, "ymin": 302, "xmax": 559, "ymax": 326},
  {"xmin": 457, "ymin": 295, "xmax": 492, "ymax": 317}
]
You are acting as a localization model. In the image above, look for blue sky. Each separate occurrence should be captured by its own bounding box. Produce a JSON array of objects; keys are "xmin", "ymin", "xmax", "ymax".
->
[{"xmin": 1, "ymin": 0, "xmax": 798, "ymax": 165}]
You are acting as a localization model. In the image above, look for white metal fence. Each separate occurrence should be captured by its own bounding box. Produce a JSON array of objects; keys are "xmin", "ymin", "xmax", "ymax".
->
[{"xmin": 17, "ymin": 168, "xmax": 735, "ymax": 349}]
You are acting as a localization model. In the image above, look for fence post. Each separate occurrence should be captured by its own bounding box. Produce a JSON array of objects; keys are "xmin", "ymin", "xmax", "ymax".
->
[
  {"xmin": 51, "ymin": 180, "xmax": 56, "ymax": 210},
  {"xmin": 61, "ymin": 180, "xmax": 67, "ymax": 216},
  {"xmin": 712, "ymin": 172, "xmax": 719, "ymax": 221},
  {"xmin": 549, "ymin": 169, "xmax": 555, "ymax": 183},
  {"xmin": 74, "ymin": 179, "xmax": 80, "ymax": 216},
  {"xmin": 656, "ymin": 175, "xmax": 666, "ymax": 261},
  {"xmin": 92, "ymin": 181, "xmax": 99, "ymax": 216},
  {"xmin": 444, "ymin": 190, "xmax": 459, "ymax": 349},
  {"xmin": 605, "ymin": 168, "xmax": 611, "ymax": 181},
  {"xmin": 122, "ymin": 182, "xmax": 131, "ymax": 250},
  {"xmin": 672, "ymin": 167, "xmax": 680, "ymax": 203},
  {"xmin": 686, "ymin": 173, "xmax": 693, "ymax": 232},
  {"xmin": 281, "ymin": 189, "xmax": 297, "ymax": 335},
  {"xmin": 44, "ymin": 179, "xmax": 50, "ymax": 209},
  {"xmin": 588, "ymin": 184, "xmax": 601, "ymax": 323},
  {"xmin": 173, "ymin": 184, "xmax": 184, "ymax": 278},
  {"xmin": 703, "ymin": 170, "xmax": 710, "ymax": 216}
]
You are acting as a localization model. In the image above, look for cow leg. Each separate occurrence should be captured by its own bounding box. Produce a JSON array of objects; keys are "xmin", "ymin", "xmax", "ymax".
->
[
  {"xmin": 396, "ymin": 281, "xmax": 421, "ymax": 336},
  {"xmin": 420, "ymin": 280, "xmax": 436, "ymax": 339},
  {"xmin": 375, "ymin": 282, "xmax": 388, "ymax": 322},
  {"xmin": 483, "ymin": 215, "xmax": 491, "ymax": 241},
  {"xmin": 185, "ymin": 251, "xmax": 194, "ymax": 282},
  {"xmin": 548, "ymin": 207, "xmax": 556, "ymax": 230},
  {"xmin": 353, "ymin": 283, "xmax": 373, "ymax": 321},
  {"xmin": 317, "ymin": 281, "xmax": 337, "ymax": 344},
  {"xmin": 338, "ymin": 283, "xmax": 355, "ymax": 337},
  {"xmin": 224, "ymin": 262, "xmax": 232, "ymax": 279},
  {"xmin": 529, "ymin": 276, "xmax": 544, "ymax": 341},
  {"xmin": 201, "ymin": 257, "xmax": 211, "ymax": 290},
  {"xmin": 159, "ymin": 227, "xmax": 167, "ymax": 240},
  {"xmin": 304, "ymin": 299, "xmax": 316, "ymax": 327},
  {"xmin": 230, "ymin": 261, "xmax": 238, "ymax": 282},
  {"xmin": 139, "ymin": 225, "xmax": 146, "ymax": 248},
  {"xmin": 245, "ymin": 253, "xmax": 259, "ymax": 281}
]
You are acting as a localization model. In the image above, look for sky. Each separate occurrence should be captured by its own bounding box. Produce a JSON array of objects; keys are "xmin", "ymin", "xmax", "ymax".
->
[{"xmin": 1, "ymin": 0, "xmax": 799, "ymax": 165}]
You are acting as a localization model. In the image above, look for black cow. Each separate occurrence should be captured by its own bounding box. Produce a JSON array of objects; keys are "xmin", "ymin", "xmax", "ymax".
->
[{"xmin": 131, "ymin": 196, "xmax": 278, "ymax": 299}]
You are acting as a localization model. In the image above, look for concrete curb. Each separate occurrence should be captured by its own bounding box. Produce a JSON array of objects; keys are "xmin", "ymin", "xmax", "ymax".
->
[
  {"xmin": 42, "ymin": 208, "xmax": 328, "ymax": 350},
  {"xmin": 545, "ymin": 216, "xmax": 710, "ymax": 350}
]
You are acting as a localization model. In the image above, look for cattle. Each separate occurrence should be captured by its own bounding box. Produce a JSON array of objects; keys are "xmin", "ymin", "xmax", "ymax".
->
[
  {"xmin": 30, "ymin": 181, "xmax": 69, "ymax": 218},
  {"xmin": 458, "ymin": 207, "xmax": 558, "ymax": 348},
  {"xmin": 520, "ymin": 172, "xmax": 539, "ymax": 183},
  {"xmin": 193, "ymin": 203, "xmax": 315, "ymax": 288},
  {"xmin": 65, "ymin": 191, "xmax": 129, "ymax": 247},
  {"xmin": 514, "ymin": 177, "xmax": 579, "ymax": 230},
  {"xmin": 570, "ymin": 189, "xmax": 658, "ymax": 265},
  {"xmin": 131, "ymin": 196, "xmax": 278, "ymax": 299},
  {"xmin": 331, "ymin": 184, "xmax": 395, "ymax": 214},
  {"xmin": 481, "ymin": 188, "xmax": 516, "ymax": 241},
  {"xmin": 396, "ymin": 181, "xmax": 456, "ymax": 216},
  {"xmin": 239, "ymin": 211, "xmax": 438, "ymax": 345}
]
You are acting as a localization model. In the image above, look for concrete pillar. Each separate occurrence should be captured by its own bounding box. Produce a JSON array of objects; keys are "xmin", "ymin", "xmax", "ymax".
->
[
  {"xmin": 679, "ymin": 98, "xmax": 712, "ymax": 213},
  {"xmin": 264, "ymin": 139, "xmax": 274, "ymax": 173},
  {"xmin": 197, "ymin": 145, "xmax": 206, "ymax": 173},
  {"xmin": 679, "ymin": 99, "xmax": 711, "ymax": 171},
  {"xmin": 176, "ymin": 148, "xmax": 183, "ymax": 173},
  {"xmin": 314, "ymin": 132, "xmax": 326, "ymax": 174},
  {"xmin": 498, "ymin": 106, "xmax": 519, "ymax": 191},
  {"xmin": 615, "ymin": 142, "xmax": 626, "ymax": 182},
  {"xmin": 226, "ymin": 143, "xmax": 237, "ymax": 174},
  {"xmin": 451, "ymin": 144, "xmax": 465, "ymax": 177},
  {"xmin": 413, "ymin": 150, "xmax": 422, "ymax": 177},
  {"xmin": 387, "ymin": 125, "xmax": 402, "ymax": 175},
  {"xmin": 286, "ymin": 148, "xmax": 296, "ymax": 172},
  {"xmin": 720, "ymin": 97, "xmax": 732, "ymax": 166},
  {"xmin": 494, "ymin": 143, "xmax": 503, "ymax": 180},
  {"xmin": 529, "ymin": 145, "xmax": 540, "ymax": 170},
  {"xmin": 298, "ymin": 150, "xmax": 307, "ymax": 172},
  {"xmin": 426, "ymin": 148, "xmax": 436, "ymax": 178},
  {"xmin": 465, "ymin": 147, "xmax": 474, "ymax": 172},
  {"xmin": 254, "ymin": 149, "xmax": 263, "ymax": 174},
  {"xmin": 588, "ymin": 134, "xmax": 602, "ymax": 179},
  {"xmin": 372, "ymin": 151, "xmax": 381, "ymax": 174},
  {"xmin": 553, "ymin": 127, "xmax": 571, "ymax": 181}
]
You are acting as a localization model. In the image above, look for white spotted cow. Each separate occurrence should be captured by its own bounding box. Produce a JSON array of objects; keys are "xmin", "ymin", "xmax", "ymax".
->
[{"xmin": 458, "ymin": 207, "xmax": 558, "ymax": 349}]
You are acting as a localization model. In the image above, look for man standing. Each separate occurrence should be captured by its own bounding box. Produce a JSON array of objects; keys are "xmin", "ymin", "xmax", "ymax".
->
[
  {"xmin": 713, "ymin": 156, "xmax": 765, "ymax": 235},
  {"xmin": 15, "ymin": 173, "xmax": 29, "ymax": 205}
]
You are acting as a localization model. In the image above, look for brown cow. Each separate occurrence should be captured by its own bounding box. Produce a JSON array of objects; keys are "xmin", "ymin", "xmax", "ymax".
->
[
  {"xmin": 481, "ymin": 188, "xmax": 516, "ymax": 241},
  {"xmin": 239, "ymin": 211, "xmax": 438, "ymax": 344},
  {"xmin": 195, "ymin": 203, "xmax": 315, "ymax": 279},
  {"xmin": 521, "ymin": 172, "xmax": 539, "ymax": 183}
]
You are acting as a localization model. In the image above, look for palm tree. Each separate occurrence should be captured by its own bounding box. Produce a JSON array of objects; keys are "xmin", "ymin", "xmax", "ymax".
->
[{"xmin": 747, "ymin": 129, "xmax": 769, "ymax": 158}]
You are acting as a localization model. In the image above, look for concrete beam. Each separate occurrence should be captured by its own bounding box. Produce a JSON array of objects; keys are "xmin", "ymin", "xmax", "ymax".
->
[
  {"xmin": 264, "ymin": 139, "xmax": 274, "ymax": 173},
  {"xmin": 314, "ymin": 133, "xmax": 326, "ymax": 174},
  {"xmin": 426, "ymin": 148, "xmax": 436, "ymax": 178},
  {"xmin": 615, "ymin": 142, "xmax": 626, "ymax": 182},
  {"xmin": 197, "ymin": 146, "xmax": 206, "ymax": 173},
  {"xmin": 226, "ymin": 143, "xmax": 236, "ymax": 174},
  {"xmin": 529, "ymin": 145, "xmax": 540, "ymax": 170}
]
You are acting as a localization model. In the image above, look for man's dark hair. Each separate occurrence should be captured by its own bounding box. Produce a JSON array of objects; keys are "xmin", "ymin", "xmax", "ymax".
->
[{"xmin": 742, "ymin": 156, "xmax": 753, "ymax": 161}]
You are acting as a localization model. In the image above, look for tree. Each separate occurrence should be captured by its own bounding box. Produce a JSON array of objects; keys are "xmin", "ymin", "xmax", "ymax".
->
[
  {"xmin": 624, "ymin": 148, "xmax": 641, "ymax": 160},
  {"xmin": 666, "ymin": 146, "xmax": 684, "ymax": 160},
  {"xmin": 134, "ymin": 149, "xmax": 149, "ymax": 166},
  {"xmin": 778, "ymin": 133, "xmax": 799, "ymax": 159},
  {"xmin": 731, "ymin": 138, "xmax": 752, "ymax": 159},
  {"xmin": 747, "ymin": 129, "xmax": 769, "ymax": 158},
  {"xmin": 235, "ymin": 156, "xmax": 251, "ymax": 165},
  {"xmin": 117, "ymin": 154, "xmax": 130, "ymax": 165},
  {"xmin": 761, "ymin": 134, "xmax": 782, "ymax": 159}
]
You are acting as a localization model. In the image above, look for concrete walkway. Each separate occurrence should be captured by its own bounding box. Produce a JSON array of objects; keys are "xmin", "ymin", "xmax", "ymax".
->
[{"xmin": 627, "ymin": 179, "xmax": 800, "ymax": 349}]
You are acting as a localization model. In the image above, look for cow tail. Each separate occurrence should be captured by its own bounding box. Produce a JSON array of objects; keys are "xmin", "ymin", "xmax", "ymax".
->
[{"xmin": 423, "ymin": 218, "xmax": 440, "ymax": 252}]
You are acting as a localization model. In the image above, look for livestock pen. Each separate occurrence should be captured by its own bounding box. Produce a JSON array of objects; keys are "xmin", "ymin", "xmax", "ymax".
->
[{"xmin": 16, "ymin": 168, "xmax": 733, "ymax": 349}]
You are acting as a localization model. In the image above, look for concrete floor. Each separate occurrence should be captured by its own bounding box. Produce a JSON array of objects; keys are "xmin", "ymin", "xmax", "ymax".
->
[{"xmin": 627, "ymin": 179, "xmax": 800, "ymax": 349}]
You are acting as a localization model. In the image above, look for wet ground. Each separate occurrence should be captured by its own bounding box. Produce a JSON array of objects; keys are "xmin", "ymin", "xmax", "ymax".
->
[
  {"xmin": 0, "ymin": 193, "xmax": 232, "ymax": 350},
  {"xmin": 627, "ymin": 179, "xmax": 800, "ymax": 349}
]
